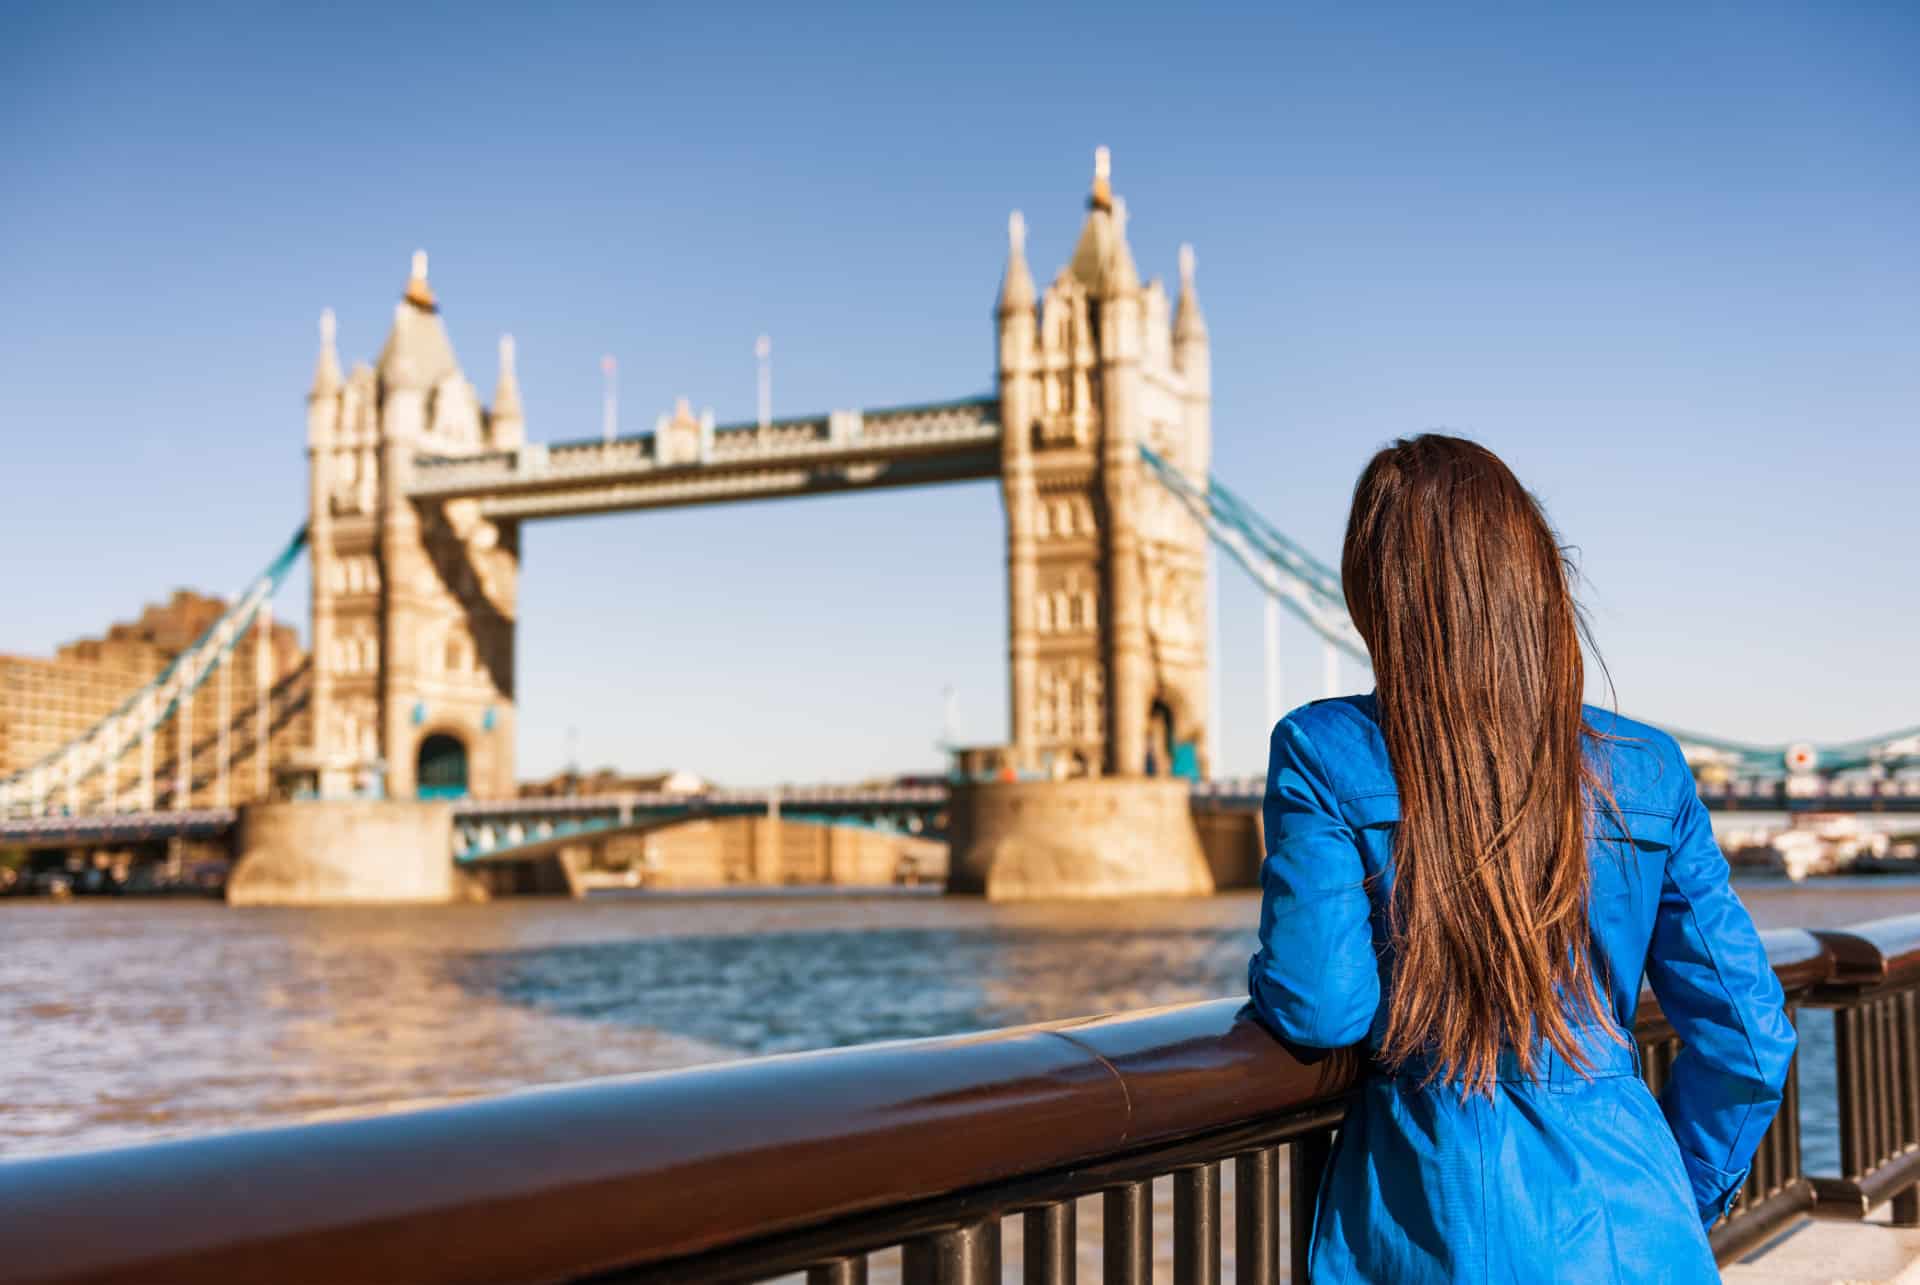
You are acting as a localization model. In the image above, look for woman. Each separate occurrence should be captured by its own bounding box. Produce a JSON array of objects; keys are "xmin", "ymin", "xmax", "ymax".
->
[{"xmin": 1247, "ymin": 435, "xmax": 1796, "ymax": 1283}]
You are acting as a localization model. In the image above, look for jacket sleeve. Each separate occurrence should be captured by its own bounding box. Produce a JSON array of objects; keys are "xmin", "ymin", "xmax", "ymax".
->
[
  {"xmin": 1644, "ymin": 783, "xmax": 1798, "ymax": 1227},
  {"xmin": 1246, "ymin": 715, "xmax": 1379, "ymax": 1049}
]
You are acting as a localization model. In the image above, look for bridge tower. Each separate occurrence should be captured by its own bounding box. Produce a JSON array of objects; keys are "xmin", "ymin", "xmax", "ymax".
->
[
  {"xmin": 956, "ymin": 151, "xmax": 1216, "ymax": 898},
  {"xmin": 305, "ymin": 255, "xmax": 520, "ymax": 801},
  {"xmin": 997, "ymin": 149, "xmax": 1213, "ymax": 781}
]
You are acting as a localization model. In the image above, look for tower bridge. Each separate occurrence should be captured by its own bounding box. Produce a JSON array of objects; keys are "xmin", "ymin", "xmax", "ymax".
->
[
  {"xmin": 301, "ymin": 150, "xmax": 1213, "ymax": 819},
  {"xmin": 2, "ymin": 149, "xmax": 1915, "ymax": 901}
]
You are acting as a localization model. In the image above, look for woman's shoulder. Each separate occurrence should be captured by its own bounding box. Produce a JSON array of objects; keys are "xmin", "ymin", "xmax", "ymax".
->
[
  {"xmin": 1582, "ymin": 704, "xmax": 1693, "ymax": 817},
  {"xmin": 1273, "ymin": 694, "xmax": 1394, "ymax": 800}
]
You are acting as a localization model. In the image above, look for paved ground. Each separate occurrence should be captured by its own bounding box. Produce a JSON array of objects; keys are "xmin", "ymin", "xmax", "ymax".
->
[{"xmin": 1724, "ymin": 1214, "xmax": 1920, "ymax": 1285}]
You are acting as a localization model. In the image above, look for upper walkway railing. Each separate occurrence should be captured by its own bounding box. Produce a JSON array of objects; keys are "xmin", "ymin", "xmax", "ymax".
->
[
  {"xmin": 406, "ymin": 396, "xmax": 1003, "ymax": 518},
  {"xmin": 3, "ymin": 915, "xmax": 1916, "ymax": 1284}
]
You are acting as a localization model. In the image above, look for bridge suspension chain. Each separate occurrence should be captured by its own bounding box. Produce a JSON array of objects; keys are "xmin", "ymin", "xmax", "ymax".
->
[
  {"xmin": 1140, "ymin": 447, "xmax": 1918, "ymax": 777},
  {"xmin": 0, "ymin": 526, "xmax": 309, "ymax": 818}
]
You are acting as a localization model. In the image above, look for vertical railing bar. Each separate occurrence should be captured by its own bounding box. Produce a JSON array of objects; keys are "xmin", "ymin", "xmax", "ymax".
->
[
  {"xmin": 1837, "ymin": 1006, "xmax": 1864, "ymax": 1179},
  {"xmin": 1781, "ymin": 1064, "xmax": 1795, "ymax": 1192},
  {"xmin": 1234, "ymin": 1148, "xmax": 1278, "ymax": 1285},
  {"xmin": 1024, "ymin": 1201, "xmax": 1076, "ymax": 1285},
  {"xmin": 1102, "ymin": 1181, "xmax": 1150, "ymax": 1285},
  {"xmin": 1876, "ymin": 999, "xmax": 1895, "ymax": 1169},
  {"xmin": 1861, "ymin": 1001, "xmax": 1874, "ymax": 1178},
  {"xmin": 902, "ymin": 1220, "xmax": 997, "ymax": 1285},
  {"xmin": 1864, "ymin": 1000, "xmax": 1882, "ymax": 1172},
  {"xmin": 1903, "ymin": 992, "xmax": 1920, "ymax": 1156},
  {"xmin": 1174, "ymin": 1163, "xmax": 1221, "ymax": 1285},
  {"xmin": 1898, "ymin": 993, "xmax": 1916, "ymax": 1156},
  {"xmin": 1290, "ymin": 1129, "xmax": 1334, "ymax": 1285},
  {"xmin": 1889, "ymin": 997, "xmax": 1906, "ymax": 1164},
  {"xmin": 806, "ymin": 1256, "xmax": 869, "ymax": 1285},
  {"xmin": 1900, "ymin": 991, "xmax": 1920, "ymax": 1227}
]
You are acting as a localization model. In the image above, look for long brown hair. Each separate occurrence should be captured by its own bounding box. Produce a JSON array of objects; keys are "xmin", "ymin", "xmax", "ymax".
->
[{"xmin": 1341, "ymin": 434, "xmax": 1613, "ymax": 1094}]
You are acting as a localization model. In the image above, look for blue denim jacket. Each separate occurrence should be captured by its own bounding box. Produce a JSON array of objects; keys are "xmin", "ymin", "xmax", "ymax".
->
[{"xmin": 1247, "ymin": 695, "xmax": 1797, "ymax": 1284}]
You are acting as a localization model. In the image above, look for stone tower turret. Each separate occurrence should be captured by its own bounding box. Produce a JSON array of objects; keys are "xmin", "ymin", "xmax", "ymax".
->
[
  {"xmin": 489, "ymin": 335, "xmax": 525, "ymax": 451},
  {"xmin": 996, "ymin": 149, "xmax": 1213, "ymax": 780},
  {"xmin": 305, "ymin": 253, "xmax": 521, "ymax": 800}
]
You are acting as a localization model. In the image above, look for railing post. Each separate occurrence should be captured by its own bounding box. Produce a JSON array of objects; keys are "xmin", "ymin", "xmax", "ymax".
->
[
  {"xmin": 1234, "ymin": 1147, "xmax": 1279, "ymax": 1285},
  {"xmin": 806, "ymin": 1256, "xmax": 869, "ymax": 1284},
  {"xmin": 1290, "ymin": 1129, "xmax": 1333, "ymax": 1284},
  {"xmin": 1022, "ymin": 1201, "xmax": 1076, "ymax": 1284},
  {"xmin": 1103, "ymin": 1182, "xmax": 1150, "ymax": 1285},
  {"xmin": 903, "ymin": 1220, "xmax": 1000, "ymax": 1285},
  {"xmin": 1174, "ymin": 1162, "xmax": 1221, "ymax": 1285}
]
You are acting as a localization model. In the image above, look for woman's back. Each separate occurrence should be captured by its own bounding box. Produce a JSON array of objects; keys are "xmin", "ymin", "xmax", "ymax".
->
[
  {"xmin": 1250, "ymin": 695, "xmax": 1795, "ymax": 1282},
  {"xmin": 1246, "ymin": 436, "xmax": 1795, "ymax": 1283}
]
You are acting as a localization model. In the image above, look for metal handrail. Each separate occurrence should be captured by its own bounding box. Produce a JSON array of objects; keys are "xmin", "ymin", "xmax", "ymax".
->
[{"xmin": 2, "ymin": 918, "xmax": 1916, "ymax": 1284}]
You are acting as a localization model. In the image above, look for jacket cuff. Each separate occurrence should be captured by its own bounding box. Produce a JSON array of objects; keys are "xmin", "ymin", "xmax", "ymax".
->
[{"xmin": 1683, "ymin": 1150, "xmax": 1749, "ymax": 1227}]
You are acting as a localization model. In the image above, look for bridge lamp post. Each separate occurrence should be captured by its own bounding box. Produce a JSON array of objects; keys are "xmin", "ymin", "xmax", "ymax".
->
[
  {"xmin": 175, "ymin": 661, "xmax": 193, "ymax": 810},
  {"xmin": 756, "ymin": 334, "xmax": 772, "ymax": 431},
  {"xmin": 1264, "ymin": 596, "xmax": 1284, "ymax": 731},
  {"xmin": 601, "ymin": 355, "xmax": 618, "ymax": 444},
  {"xmin": 216, "ymin": 626, "xmax": 231, "ymax": 810},
  {"xmin": 255, "ymin": 605, "xmax": 272, "ymax": 802}
]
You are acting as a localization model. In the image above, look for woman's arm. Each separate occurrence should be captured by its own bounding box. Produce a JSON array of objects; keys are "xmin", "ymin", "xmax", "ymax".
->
[
  {"xmin": 1246, "ymin": 715, "xmax": 1380, "ymax": 1050},
  {"xmin": 1644, "ymin": 781, "xmax": 1798, "ymax": 1227}
]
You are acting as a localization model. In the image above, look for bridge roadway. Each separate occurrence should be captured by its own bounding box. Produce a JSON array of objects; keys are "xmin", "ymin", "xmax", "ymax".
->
[
  {"xmin": 4, "ymin": 776, "xmax": 1918, "ymax": 855},
  {"xmin": 407, "ymin": 397, "xmax": 1002, "ymax": 520}
]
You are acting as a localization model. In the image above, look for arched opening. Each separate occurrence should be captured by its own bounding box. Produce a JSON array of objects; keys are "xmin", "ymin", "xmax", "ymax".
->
[
  {"xmin": 1146, "ymin": 697, "xmax": 1201, "ymax": 781},
  {"xmin": 1146, "ymin": 702, "xmax": 1173, "ymax": 778},
  {"xmin": 416, "ymin": 733, "xmax": 469, "ymax": 800}
]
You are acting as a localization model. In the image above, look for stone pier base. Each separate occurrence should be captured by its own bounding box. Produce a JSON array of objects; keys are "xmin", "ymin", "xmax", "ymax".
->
[
  {"xmin": 228, "ymin": 800, "xmax": 457, "ymax": 906},
  {"xmin": 947, "ymin": 778, "xmax": 1216, "ymax": 900}
]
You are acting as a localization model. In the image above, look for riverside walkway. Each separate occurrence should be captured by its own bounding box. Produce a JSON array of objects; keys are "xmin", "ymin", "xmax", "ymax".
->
[{"xmin": 1, "ymin": 915, "xmax": 1916, "ymax": 1284}]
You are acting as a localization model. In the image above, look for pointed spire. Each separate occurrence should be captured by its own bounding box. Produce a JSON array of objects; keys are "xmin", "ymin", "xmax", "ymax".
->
[
  {"xmin": 1089, "ymin": 145, "xmax": 1113, "ymax": 211},
  {"xmin": 493, "ymin": 334, "xmax": 523, "ymax": 419},
  {"xmin": 1173, "ymin": 243, "xmax": 1207, "ymax": 344},
  {"xmin": 1069, "ymin": 147, "xmax": 1140, "ymax": 298},
  {"xmin": 488, "ymin": 334, "xmax": 524, "ymax": 449},
  {"xmin": 310, "ymin": 308, "xmax": 342, "ymax": 397},
  {"xmin": 998, "ymin": 209, "xmax": 1036, "ymax": 316},
  {"xmin": 378, "ymin": 248, "xmax": 459, "ymax": 392},
  {"xmin": 405, "ymin": 249, "xmax": 437, "ymax": 311}
]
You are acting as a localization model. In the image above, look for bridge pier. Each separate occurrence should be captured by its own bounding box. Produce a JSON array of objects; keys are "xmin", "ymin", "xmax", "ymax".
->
[
  {"xmin": 946, "ymin": 778, "xmax": 1214, "ymax": 900},
  {"xmin": 228, "ymin": 800, "xmax": 472, "ymax": 905}
]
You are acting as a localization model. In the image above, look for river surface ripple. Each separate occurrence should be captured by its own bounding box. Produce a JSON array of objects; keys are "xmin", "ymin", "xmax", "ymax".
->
[{"xmin": 2, "ymin": 877, "xmax": 1915, "ymax": 1166}]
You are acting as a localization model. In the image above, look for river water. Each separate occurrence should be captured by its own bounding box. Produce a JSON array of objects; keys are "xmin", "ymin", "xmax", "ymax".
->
[{"xmin": 1, "ymin": 878, "xmax": 1915, "ymax": 1168}]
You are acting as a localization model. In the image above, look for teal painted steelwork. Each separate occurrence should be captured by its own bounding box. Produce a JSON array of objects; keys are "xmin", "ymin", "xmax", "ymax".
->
[
  {"xmin": 0, "ymin": 525, "xmax": 309, "ymax": 809},
  {"xmin": 1138, "ymin": 446, "xmax": 1920, "ymax": 778}
]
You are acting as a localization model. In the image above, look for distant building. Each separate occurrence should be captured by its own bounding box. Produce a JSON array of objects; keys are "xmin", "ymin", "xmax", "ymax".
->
[
  {"xmin": 518, "ymin": 767, "xmax": 707, "ymax": 798},
  {"xmin": 0, "ymin": 590, "xmax": 310, "ymax": 810}
]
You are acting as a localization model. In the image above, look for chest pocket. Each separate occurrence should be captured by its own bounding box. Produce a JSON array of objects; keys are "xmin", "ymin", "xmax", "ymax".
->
[
  {"xmin": 1338, "ymin": 790, "xmax": 1400, "ymax": 830},
  {"xmin": 1590, "ymin": 806, "xmax": 1674, "ymax": 938},
  {"xmin": 1337, "ymin": 791, "xmax": 1400, "ymax": 880}
]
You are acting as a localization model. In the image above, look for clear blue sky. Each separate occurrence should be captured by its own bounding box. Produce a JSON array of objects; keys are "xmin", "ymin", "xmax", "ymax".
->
[{"xmin": 2, "ymin": 3, "xmax": 1914, "ymax": 783}]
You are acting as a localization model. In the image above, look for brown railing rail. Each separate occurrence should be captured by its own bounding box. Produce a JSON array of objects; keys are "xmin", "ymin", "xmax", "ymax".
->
[
  {"xmin": 1807, "ymin": 916, "xmax": 1920, "ymax": 1227},
  {"xmin": 1, "ymin": 915, "xmax": 1917, "ymax": 1285}
]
